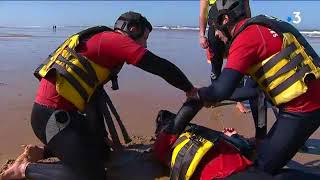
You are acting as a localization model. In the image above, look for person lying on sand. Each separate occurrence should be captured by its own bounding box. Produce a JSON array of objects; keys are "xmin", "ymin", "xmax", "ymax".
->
[{"xmin": 153, "ymin": 108, "xmax": 320, "ymax": 180}]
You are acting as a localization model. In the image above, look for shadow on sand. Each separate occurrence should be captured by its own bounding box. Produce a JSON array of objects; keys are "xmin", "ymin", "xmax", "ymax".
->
[{"xmin": 105, "ymin": 143, "xmax": 169, "ymax": 180}]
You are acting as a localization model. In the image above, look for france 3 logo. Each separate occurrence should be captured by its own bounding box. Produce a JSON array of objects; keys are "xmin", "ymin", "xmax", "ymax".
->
[{"xmin": 287, "ymin": 12, "xmax": 301, "ymax": 24}]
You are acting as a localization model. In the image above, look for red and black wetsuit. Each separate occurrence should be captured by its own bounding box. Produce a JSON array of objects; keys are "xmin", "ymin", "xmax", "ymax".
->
[
  {"xmin": 28, "ymin": 31, "xmax": 194, "ymax": 180},
  {"xmin": 198, "ymin": 18, "xmax": 320, "ymax": 174}
]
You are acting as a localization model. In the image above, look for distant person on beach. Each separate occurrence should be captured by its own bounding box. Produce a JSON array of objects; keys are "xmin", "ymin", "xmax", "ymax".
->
[
  {"xmin": 195, "ymin": 0, "xmax": 320, "ymax": 175},
  {"xmin": 0, "ymin": 11, "xmax": 198, "ymax": 180},
  {"xmin": 199, "ymin": 0, "xmax": 216, "ymax": 49}
]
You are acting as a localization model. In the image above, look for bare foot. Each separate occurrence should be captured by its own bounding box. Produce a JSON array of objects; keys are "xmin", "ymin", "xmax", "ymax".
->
[
  {"xmin": 223, "ymin": 128, "xmax": 238, "ymax": 137},
  {"xmin": 236, "ymin": 102, "xmax": 250, "ymax": 113},
  {"xmin": 0, "ymin": 145, "xmax": 44, "ymax": 180},
  {"xmin": 21, "ymin": 144, "xmax": 44, "ymax": 162},
  {"xmin": 0, "ymin": 152, "xmax": 30, "ymax": 180}
]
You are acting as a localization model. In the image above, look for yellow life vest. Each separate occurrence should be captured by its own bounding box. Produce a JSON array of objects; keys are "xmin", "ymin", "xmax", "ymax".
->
[
  {"xmin": 170, "ymin": 124, "xmax": 253, "ymax": 180},
  {"xmin": 34, "ymin": 26, "xmax": 121, "ymax": 111},
  {"xmin": 170, "ymin": 131, "xmax": 215, "ymax": 180},
  {"xmin": 231, "ymin": 15, "xmax": 320, "ymax": 106}
]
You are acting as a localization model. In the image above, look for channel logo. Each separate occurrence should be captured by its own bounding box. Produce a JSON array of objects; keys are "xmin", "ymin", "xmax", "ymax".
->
[{"xmin": 287, "ymin": 11, "xmax": 302, "ymax": 24}]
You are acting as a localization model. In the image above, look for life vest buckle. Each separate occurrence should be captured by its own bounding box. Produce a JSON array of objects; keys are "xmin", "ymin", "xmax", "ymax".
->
[
  {"xmin": 111, "ymin": 75, "xmax": 119, "ymax": 90},
  {"xmin": 190, "ymin": 135, "xmax": 204, "ymax": 147}
]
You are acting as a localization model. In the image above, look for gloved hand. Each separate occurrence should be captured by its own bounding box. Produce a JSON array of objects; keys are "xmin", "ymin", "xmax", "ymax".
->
[{"xmin": 153, "ymin": 131, "xmax": 178, "ymax": 166}]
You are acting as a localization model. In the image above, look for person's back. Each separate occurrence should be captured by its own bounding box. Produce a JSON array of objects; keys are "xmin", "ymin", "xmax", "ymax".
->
[{"xmin": 35, "ymin": 30, "xmax": 147, "ymax": 112}]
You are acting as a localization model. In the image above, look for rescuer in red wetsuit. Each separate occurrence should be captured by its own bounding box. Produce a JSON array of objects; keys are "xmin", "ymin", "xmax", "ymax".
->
[
  {"xmin": 0, "ymin": 11, "xmax": 198, "ymax": 180},
  {"xmin": 197, "ymin": 0, "xmax": 320, "ymax": 175},
  {"xmin": 154, "ymin": 0, "xmax": 320, "ymax": 178}
]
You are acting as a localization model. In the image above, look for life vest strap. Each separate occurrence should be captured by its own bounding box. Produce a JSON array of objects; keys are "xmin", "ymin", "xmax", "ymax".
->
[
  {"xmin": 269, "ymin": 65, "xmax": 311, "ymax": 97},
  {"xmin": 172, "ymin": 136, "xmax": 188, "ymax": 149},
  {"xmin": 56, "ymin": 55, "xmax": 96, "ymax": 88},
  {"xmin": 255, "ymin": 43, "xmax": 297, "ymax": 79},
  {"xmin": 261, "ymin": 53, "xmax": 304, "ymax": 88},
  {"xmin": 52, "ymin": 63, "xmax": 89, "ymax": 101},
  {"xmin": 179, "ymin": 141, "xmax": 202, "ymax": 180},
  {"xmin": 65, "ymin": 47, "xmax": 99, "ymax": 84},
  {"xmin": 109, "ymin": 64, "xmax": 123, "ymax": 91},
  {"xmin": 170, "ymin": 140, "xmax": 193, "ymax": 180}
]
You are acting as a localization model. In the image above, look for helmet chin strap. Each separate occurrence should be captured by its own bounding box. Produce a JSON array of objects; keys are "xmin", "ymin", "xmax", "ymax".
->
[
  {"xmin": 215, "ymin": 24, "xmax": 232, "ymax": 54},
  {"xmin": 222, "ymin": 25, "xmax": 232, "ymax": 43}
]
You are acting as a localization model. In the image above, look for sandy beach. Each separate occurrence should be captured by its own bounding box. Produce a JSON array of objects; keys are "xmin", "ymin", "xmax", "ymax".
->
[{"xmin": 0, "ymin": 28, "xmax": 319, "ymax": 179}]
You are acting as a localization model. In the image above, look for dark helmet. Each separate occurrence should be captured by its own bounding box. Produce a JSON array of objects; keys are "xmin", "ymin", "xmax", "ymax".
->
[
  {"xmin": 114, "ymin": 11, "xmax": 152, "ymax": 40},
  {"xmin": 211, "ymin": 0, "xmax": 250, "ymax": 39}
]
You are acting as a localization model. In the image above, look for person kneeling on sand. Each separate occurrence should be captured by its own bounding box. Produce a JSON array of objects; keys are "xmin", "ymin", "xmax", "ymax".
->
[
  {"xmin": 192, "ymin": 0, "xmax": 320, "ymax": 175},
  {"xmin": 0, "ymin": 11, "xmax": 199, "ymax": 180},
  {"xmin": 200, "ymin": 0, "xmax": 268, "ymax": 146}
]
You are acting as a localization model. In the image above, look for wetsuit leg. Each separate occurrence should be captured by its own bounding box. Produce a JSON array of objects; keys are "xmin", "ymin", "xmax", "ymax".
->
[
  {"xmin": 273, "ymin": 169, "xmax": 320, "ymax": 180},
  {"xmin": 227, "ymin": 167, "xmax": 273, "ymax": 180},
  {"xmin": 256, "ymin": 109, "xmax": 320, "ymax": 174},
  {"xmin": 26, "ymin": 163, "xmax": 84, "ymax": 180},
  {"xmin": 245, "ymin": 78, "xmax": 268, "ymax": 140},
  {"xmin": 28, "ymin": 103, "xmax": 106, "ymax": 180},
  {"xmin": 207, "ymin": 25, "xmax": 224, "ymax": 83},
  {"xmin": 227, "ymin": 167, "xmax": 320, "ymax": 180}
]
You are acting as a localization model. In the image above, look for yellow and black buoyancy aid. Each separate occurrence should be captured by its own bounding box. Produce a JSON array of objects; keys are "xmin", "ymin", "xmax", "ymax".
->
[
  {"xmin": 170, "ymin": 126, "xmax": 217, "ymax": 180},
  {"xmin": 34, "ymin": 26, "xmax": 122, "ymax": 112},
  {"xmin": 231, "ymin": 15, "xmax": 320, "ymax": 106},
  {"xmin": 169, "ymin": 124, "xmax": 252, "ymax": 180}
]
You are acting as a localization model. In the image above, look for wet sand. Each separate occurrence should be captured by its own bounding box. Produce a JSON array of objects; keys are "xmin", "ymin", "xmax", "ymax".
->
[
  {"xmin": 1, "ymin": 70, "xmax": 319, "ymax": 178},
  {"xmin": 0, "ymin": 31, "xmax": 319, "ymax": 178}
]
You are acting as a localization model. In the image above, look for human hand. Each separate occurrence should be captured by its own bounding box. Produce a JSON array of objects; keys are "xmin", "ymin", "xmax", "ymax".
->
[
  {"xmin": 223, "ymin": 128, "xmax": 238, "ymax": 137},
  {"xmin": 199, "ymin": 36, "xmax": 209, "ymax": 49},
  {"xmin": 21, "ymin": 144, "xmax": 44, "ymax": 162}
]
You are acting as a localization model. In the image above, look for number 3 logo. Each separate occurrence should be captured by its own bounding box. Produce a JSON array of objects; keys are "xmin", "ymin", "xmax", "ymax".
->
[{"xmin": 293, "ymin": 11, "xmax": 301, "ymax": 24}]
